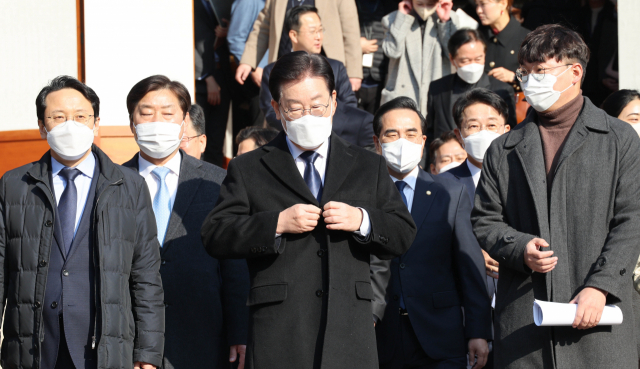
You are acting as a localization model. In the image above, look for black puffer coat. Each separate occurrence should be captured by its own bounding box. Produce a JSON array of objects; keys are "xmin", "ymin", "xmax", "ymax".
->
[{"xmin": 0, "ymin": 146, "xmax": 164, "ymax": 369}]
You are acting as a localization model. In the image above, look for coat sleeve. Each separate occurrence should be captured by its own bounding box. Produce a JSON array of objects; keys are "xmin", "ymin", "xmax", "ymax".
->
[
  {"xmin": 219, "ymin": 259, "xmax": 250, "ymax": 345},
  {"xmin": 338, "ymin": 0, "xmax": 363, "ymax": 79},
  {"xmin": 194, "ymin": 1, "xmax": 217, "ymax": 79},
  {"xmin": 471, "ymin": 144, "xmax": 538, "ymax": 275},
  {"xmin": 382, "ymin": 11, "xmax": 413, "ymax": 60},
  {"xmin": 452, "ymin": 183, "xmax": 492, "ymax": 340},
  {"xmin": 201, "ymin": 159, "xmax": 283, "ymax": 259},
  {"xmin": 0, "ymin": 175, "xmax": 7, "ymax": 321},
  {"xmin": 335, "ymin": 62, "xmax": 357, "ymax": 107},
  {"xmin": 370, "ymin": 255, "xmax": 391, "ymax": 321},
  {"xmin": 583, "ymin": 127, "xmax": 640, "ymax": 302},
  {"xmin": 357, "ymin": 155, "xmax": 417, "ymax": 260},
  {"xmin": 131, "ymin": 181, "xmax": 165, "ymax": 367},
  {"xmin": 240, "ymin": 0, "xmax": 272, "ymax": 68}
]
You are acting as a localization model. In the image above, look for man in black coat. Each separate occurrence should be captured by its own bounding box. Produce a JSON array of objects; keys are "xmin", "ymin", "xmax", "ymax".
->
[
  {"xmin": 372, "ymin": 97, "xmax": 492, "ymax": 369},
  {"xmin": 260, "ymin": 6, "xmax": 357, "ymax": 129},
  {"xmin": 427, "ymin": 28, "xmax": 516, "ymax": 146},
  {"xmin": 123, "ymin": 75, "xmax": 250, "ymax": 369},
  {"xmin": 201, "ymin": 52, "xmax": 416, "ymax": 369},
  {"xmin": 0, "ymin": 76, "xmax": 164, "ymax": 369}
]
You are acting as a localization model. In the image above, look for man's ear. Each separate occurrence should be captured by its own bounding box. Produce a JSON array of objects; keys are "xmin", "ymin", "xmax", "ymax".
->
[
  {"xmin": 373, "ymin": 135, "xmax": 382, "ymax": 155},
  {"xmin": 505, "ymin": 124, "xmax": 511, "ymax": 133},
  {"xmin": 93, "ymin": 117, "xmax": 100, "ymax": 137},
  {"xmin": 430, "ymin": 163, "xmax": 437, "ymax": 175},
  {"xmin": 38, "ymin": 120, "xmax": 47, "ymax": 139},
  {"xmin": 572, "ymin": 63, "xmax": 583, "ymax": 85},
  {"xmin": 289, "ymin": 30, "xmax": 298, "ymax": 45},
  {"xmin": 454, "ymin": 128, "xmax": 464, "ymax": 147},
  {"xmin": 271, "ymin": 100, "xmax": 282, "ymax": 120}
]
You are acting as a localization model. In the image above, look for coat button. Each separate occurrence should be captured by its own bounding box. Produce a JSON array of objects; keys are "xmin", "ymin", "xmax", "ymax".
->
[
  {"xmin": 510, "ymin": 50, "xmax": 515, "ymax": 54},
  {"xmin": 161, "ymin": 260, "xmax": 166, "ymax": 265},
  {"xmin": 62, "ymin": 270, "xmax": 69, "ymax": 276},
  {"xmin": 317, "ymin": 249, "xmax": 325, "ymax": 257},
  {"xmin": 493, "ymin": 37, "xmax": 498, "ymax": 43},
  {"xmin": 599, "ymin": 259, "xmax": 606, "ymax": 267},
  {"xmin": 39, "ymin": 260, "xmax": 47, "ymax": 267},
  {"xmin": 34, "ymin": 301, "xmax": 41, "ymax": 308},
  {"xmin": 400, "ymin": 263, "xmax": 406, "ymax": 269},
  {"xmin": 316, "ymin": 290, "xmax": 323, "ymax": 297},
  {"xmin": 489, "ymin": 61, "xmax": 495, "ymax": 68},
  {"xmin": 45, "ymin": 220, "xmax": 53, "ymax": 227},
  {"xmin": 620, "ymin": 268, "xmax": 626, "ymax": 276},
  {"xmin": 51, "ymin": 301, "xmax": 58, "ymax": 309}
]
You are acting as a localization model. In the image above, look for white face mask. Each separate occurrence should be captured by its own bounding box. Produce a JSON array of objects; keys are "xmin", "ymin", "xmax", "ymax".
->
[
  {"xmin": 414, "ymin": 4, "xmax": 437, "ymax": 20},
  {"xmin": 45, "ymin": 120, "xmax": 96, "ymax": 161},
  {"xmin": 135, "ymin": 121, "xmax": 184, "ymax": 159},
  {"xmin": 456, "ymin": 63, "xmax": 485, "ymax": 84},
  {"xmin": 462, "ymin": 130, "xmax": 501, "ymax": 162},
  {"xmin": 521, "ymin": 66, "xmax": 575, "ymax": 112},
  {"xmin": 439, "ymin": 161, "xmax": 462, "ymax": 174},
  {"xmin": 281, "ymin": 102, "xmax": 333, "ymax": 150},
  {"xmin": 381, "ymin": 138, "xmax": 423, "ymax": 174}
]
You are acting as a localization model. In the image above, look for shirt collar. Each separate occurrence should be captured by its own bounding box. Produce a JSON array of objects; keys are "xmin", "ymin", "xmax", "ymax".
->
[
  {"xmin": 389, "ymin": 165, "xmax": 419, "ymax": 190},
  {"xmin": 138, "ymin": 151, "xmax": 182, "ymax": 178},
  {"xmin": 51, "ymin": 152, "xmax": 96, "ymax": 179},
  {"xmin": 285, "ymin": 136, "xmax": 330, "ymax": 161},
  {"xmin": 467, "ymin": 159, "xmax": 482, "ymax": 177}
]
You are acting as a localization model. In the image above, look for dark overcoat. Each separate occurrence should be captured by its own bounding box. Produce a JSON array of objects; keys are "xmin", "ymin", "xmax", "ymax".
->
[
  {"xmin": 201, "ymin": 132, "xmax": 416, "ymax": 369},
  {"xmin": 471, "ymin": 97, "xmax": 640, "ymax": 368}
]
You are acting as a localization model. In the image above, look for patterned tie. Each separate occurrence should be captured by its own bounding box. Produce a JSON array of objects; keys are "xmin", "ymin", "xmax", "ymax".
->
[
  {"xmin": 58, "ymin": 168, "xmax": 81, "ymax": 256},
  {"xmin": 300, "ymin": 151, "xmax": 323, "ymax": 201},
  {"xmin": 152, "ymin": 167, "xmax": 172, "ymax": 246},
  {"xmin": 394, "ymin": 180, "xmax": 409, "ymax": 310}
]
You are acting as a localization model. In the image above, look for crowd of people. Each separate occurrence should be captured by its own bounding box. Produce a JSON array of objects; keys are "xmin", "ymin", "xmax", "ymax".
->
[{"xmin": 1, "ymin": 0, "xmax": 639, "ymax": 369}]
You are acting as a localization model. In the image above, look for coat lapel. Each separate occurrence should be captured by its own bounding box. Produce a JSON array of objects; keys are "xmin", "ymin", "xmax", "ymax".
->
[
  {"xmin": 410, "ymin": 169, "xmax": 439, "ymax": 231},
  {"xmin": 320, "ymin": 135, "xmax": 357, "ymax": 207},
  {"xmin": 420, "ymin": 16, "xmax": 438, "ymax": 85},
  {"xmin": 406, "ymin": 19, "xmax": 423, "ymax": 86},
  {"xmin": 261, "ymin": 132, "xmax": 320, "ymax": 205}
]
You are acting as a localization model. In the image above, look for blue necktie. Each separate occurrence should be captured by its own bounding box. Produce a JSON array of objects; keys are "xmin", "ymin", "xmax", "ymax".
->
[
  {"xmin": 152, "ymin": 167, "xmax": 172, "ymax": 246},
  {"xmin": 58, "ymin": 168, "xmax": 81, "ymax": 256},
  {"xmin": 394, "ymin": 180, "xmax": 409, "ymax": 309},
  {"xmin": 300, "ymin": 151, "xmax": 323, "ymax": 201}
]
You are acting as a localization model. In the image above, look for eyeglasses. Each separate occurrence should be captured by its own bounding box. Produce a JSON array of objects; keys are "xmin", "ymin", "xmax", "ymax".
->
[
  {"xmin": 297, "ymin": 27, "xmax": 325, "ymax": 37},
  {"xmin": 46, "ymin": 114, "xmax": 95, "ymax": 124},
  {"xmin": 280, "ymin": 98, "xmax": 332, "ymax": 121},
  {"xmin": 181, "ymin": 134, "xmax": 203, "ymax": 147},
  {"xmin": 516, "ymin": 64, "xmax": 573, "ymax": 83}
]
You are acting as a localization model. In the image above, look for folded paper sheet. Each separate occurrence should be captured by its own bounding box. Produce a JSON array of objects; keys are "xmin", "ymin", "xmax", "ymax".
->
[{"xmin": 533, "ymin": 299, "xmax": 623, "ymax": 326}]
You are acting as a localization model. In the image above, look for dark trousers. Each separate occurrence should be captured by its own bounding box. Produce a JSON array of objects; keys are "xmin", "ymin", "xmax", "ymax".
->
[
  {"xmin": 54, "ymin": 317, "xmax": 76, "ymax": 369},
  {"xmin": 230, "ymin": 79, "xmax": 264, "ymax": 154},
  {"xmin": 197, "ymin": 73, "xmax": 231, "ymax": 168},
  {"xmin": 356, "ymin": 84, "xmax": 383, "ymax": 115},
  {"xmin": 381, "ymin": 315, "xmax": 467, "ymax": 369}
]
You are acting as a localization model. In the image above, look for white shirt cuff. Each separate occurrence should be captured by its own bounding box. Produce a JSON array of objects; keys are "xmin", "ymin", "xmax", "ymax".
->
[{"xmin": 354, "ymin": 208, "xmax": 371, "ymax": 237}]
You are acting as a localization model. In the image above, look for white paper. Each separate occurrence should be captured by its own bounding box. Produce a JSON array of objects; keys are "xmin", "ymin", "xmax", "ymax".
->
[
  {"xmin": 362, "ymin": 53, "xmax": 373, "ymax": 68},
  {"xmin": 533, "ymin": 299, "xmax": 623, "ymax": 326}
]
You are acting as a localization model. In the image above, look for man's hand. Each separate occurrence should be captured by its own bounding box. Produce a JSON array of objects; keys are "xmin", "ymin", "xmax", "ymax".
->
[
  {"xmin": 323, "ymin": 201, "xmax": 363, "ymax": 232},
  {"xmin": 399, "ymin": 0, "xmax": 412, "ymax": 15},
  {"xmin": 276, "ymin": 204, "xmax": 322, "ymax": 234},
  {"xmin": 482, "ymin": 249, "xmax": 499, "ymax": 279},
  {"xmin": 235, "ymin": 63, "xmax": 254, "ymax": 85},
  {"xmin": 468, "ymin": 338, "xmax": 489, "ymax": 369},
  {"xmin": 349, "ymin": 78, "xmax": 362, "ymax": 92},
  {"xmin": 488, "ymin": 67, "xmax": 516, "ymax": 83},
  {"xmin": 523, "ymin": 238, "xmax": 557, "ymax": 273},
  {"xmin": 215, "ymin": 18, "xmax": 229, "ymax": 38},
  {"xmin": 133, "ymin": 362, "xmax": 155, "ymax": 369},
  {"xmin": 250, "ymin": 67, "xmax": 264, "ymax": 87},
  {"xmin": 569, "ymin": 287, "xmax": 608, "ymax": 330},
  {"xmin": 230, "ymin": 345, "xmax": 246, "ymax": 369},
  {"xmin": 436, "ymin": 0, "xmax": 453, "ymax": 22},
  {"xmin": 361, "ymin": 37, "xmax": 379, "ymax": 54},
  {"xmin": 205, "ymin": 76, "xmax": 221, "ymax": 106}
]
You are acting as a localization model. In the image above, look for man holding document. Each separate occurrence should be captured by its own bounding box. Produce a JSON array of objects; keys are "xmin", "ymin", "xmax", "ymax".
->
[{"xmin": 471, "ymin": 24, "xmax": 640, "ymax": 368}]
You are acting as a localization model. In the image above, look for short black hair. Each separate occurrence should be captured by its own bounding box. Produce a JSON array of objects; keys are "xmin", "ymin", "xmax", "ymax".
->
[
  {"xmin": 285, "ymin": 5, "xmax": 319, "ymax": 33},
  {"xmin": 235, "ymin": 126, "xmax": 279, "ymax": 147},
  {"xmin": 188, "ymin": 103, "xmax": 206, "ymax": 136},
  {"xmin": 452, "ymin": 88, "xmax": 509, "ymax": 129},
  {"xmin": 448, "ymin": 29, "xmax": 486, "ymax": 58},
  {"xmin": 518, "ymin": 24, "xmax": 590, "ymax": 83},
  {"xmin": 127, "ymin": 75, "xmax": 191, "ymax": 120},
  {"xmin": 268, "ymin": 51, "xmax": 335, "ymax": 102},
  {"xmin": 429, "ymin": 131, "xmax": 460, "ymax": 165},
  {"xmin": 601, "ymin": 89, "xmax": 640, "ymax": 119},
  {"xmin": 373, "ymin": 97, "xmax": 425, "ymax": 137},
  {"xmin": 36, "ymin": 75, "xmax": 100, "ymax": 121}
]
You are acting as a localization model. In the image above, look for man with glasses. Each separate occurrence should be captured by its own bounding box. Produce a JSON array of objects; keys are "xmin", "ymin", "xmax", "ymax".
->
[
  {"xmin": 202, "ymin": 51, "xmax": 416, "ymax": 369},
  {"xmin": 260, "ymin": 5, "xmax": 357, "ymax": 128},
  {"xmin": 122, "ymin": 75, "xmax": 250, "ymax": 369},
  {"xmin": 0, "ymin": 75, "xmax": 165, "ymax": 369},
  {"xmin": 180, "ymin": 103, "xmax": 207, "ymax": 160},
  {"xmin": 472, "ymin": 24, "xmax": 640, "ymax": 368}
]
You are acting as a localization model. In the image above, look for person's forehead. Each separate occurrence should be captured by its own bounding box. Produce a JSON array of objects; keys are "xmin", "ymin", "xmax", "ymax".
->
[
  {"xmin": 280, "ymin": 77, "xmax": 330, "ymax": 101},
  {"xmin": 462, "ymin": 103, "xmax": 503, "ymax": 121},
  {"xmin": 300, "ymin": 12, "xmax": 321, "ymax": 26},
  {"xmin": 456, "ymin": 41, "xmax": 485, "ymax": 56},
  {"xmin": 45, "ymin": 88, "xmax": 93, "ymax": 113},
  {"xmin": 521, "ymin": 57, "xmax": 565, "ymax": 69},
  {"xmin": 437, "ymin": 140, "xmax": 464, "ymax": 155},
  {"xmin": 138, "ymin": 89, "xmax": 182, "ymax": 109},
  {"xmin": 381, "ymin": 108, "xmax": 422, "ymax": 130}
]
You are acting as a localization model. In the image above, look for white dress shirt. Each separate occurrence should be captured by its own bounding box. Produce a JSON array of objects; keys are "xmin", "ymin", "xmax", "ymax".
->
[
  {"xmin": 284, "ymin": 137, "xmax": 371, "ymax": 237},
  {"xmin": 138, "ymin": 152, "xmax": 182, "ymax": 211},
  {"xmin": 51, "ymin": 153, "xmax": 96, "ymax": 237},
  {"xmin": 389, "ymin": 166, "xmax": 419, "ymax": 211},
  {"xmin": 467, "ymin": 160, "xmax": 482, "ymax": 188}
]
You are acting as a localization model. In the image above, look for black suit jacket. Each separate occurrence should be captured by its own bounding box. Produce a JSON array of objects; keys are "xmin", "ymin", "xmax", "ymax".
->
[
  {"xmin": 260, "ymin": 57, "xmax": 358, "ymax": 128},
  {"xmin": 332, "ymin": 103, "xmax": 375, "ymax": 148},
  {"xmin": 201, "ymin": 132, "xmax": 416, "ymax": 369},
  {"xmin": 375, "ymin": 169, "xmax": 491, "ymax": 362},
  {"xmin": 123, "ymin": 151, "xmax": 249, "ymax": 369},
  {"xmin": 427, "ymin": 73, "xmax": 517, "ymax": 143}
]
